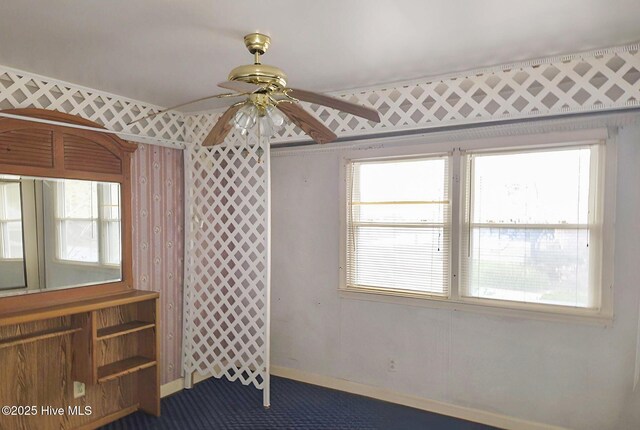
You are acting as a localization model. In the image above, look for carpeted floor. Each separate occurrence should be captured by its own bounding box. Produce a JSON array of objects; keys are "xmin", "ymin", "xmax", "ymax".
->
[{"xmin": 102, "ymin": 376, "xmax": 497, "ymax": 429}]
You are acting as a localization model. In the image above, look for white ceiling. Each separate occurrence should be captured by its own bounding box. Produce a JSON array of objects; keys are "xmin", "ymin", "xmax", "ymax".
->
[{"xmin": 0, "ymin": 0, "xmax": 639, "ymax": 111}]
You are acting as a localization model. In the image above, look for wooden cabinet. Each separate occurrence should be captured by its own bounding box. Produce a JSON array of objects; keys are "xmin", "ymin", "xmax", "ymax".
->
[
  {"xmin": 0, "ymin": 109, "xmax": 159, "ymax": 429},
  {"xmin": 0, "ymin": 290, "xmax": 160, "ymax": 429}
]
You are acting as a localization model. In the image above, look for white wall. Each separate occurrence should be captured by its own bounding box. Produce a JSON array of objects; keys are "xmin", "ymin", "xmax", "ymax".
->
[{"xmin": 270, "ymin": 123, "xmax": 640, "ymax": 430}]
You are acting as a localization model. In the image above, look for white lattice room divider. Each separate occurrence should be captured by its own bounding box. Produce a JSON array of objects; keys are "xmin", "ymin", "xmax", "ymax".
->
[{"xmin": 182, "ymin": 132, "xmax": 271, "ymax": 406}]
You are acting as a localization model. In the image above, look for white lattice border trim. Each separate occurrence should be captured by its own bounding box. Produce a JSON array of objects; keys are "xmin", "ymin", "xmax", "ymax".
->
[
  {"xmin": 186, "ymin": 43, "xmax": 640, "ymax": 146},
  {"xmin": 1, "ymin": 44, "xmax": 638, "ymax": 148},
  {"xmin": 0, "ymin": 65, "xmax": 184, "ymax": 147}
]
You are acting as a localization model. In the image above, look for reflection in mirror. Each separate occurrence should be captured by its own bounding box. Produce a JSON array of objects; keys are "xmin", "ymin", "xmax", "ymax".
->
[
  {"xmin": 0, "ymin": 176, "xmax": 122, "ymax": 296},
  {"xmin": 0, "ymin": 179, "xmax": 25, "ymax": 290},
  {"xmin": 42, "ymin": 179, "xmax": 122, "ymax": 290}
]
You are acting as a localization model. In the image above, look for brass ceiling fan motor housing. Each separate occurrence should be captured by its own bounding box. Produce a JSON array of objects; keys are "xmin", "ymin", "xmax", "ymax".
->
[
  {"xmin": 228, "ymin": 33, "xmax": 288, "ymax": 91},
  {"xmin": 129, "ymin": 31, "xmax": 380, "ymax": 146}
]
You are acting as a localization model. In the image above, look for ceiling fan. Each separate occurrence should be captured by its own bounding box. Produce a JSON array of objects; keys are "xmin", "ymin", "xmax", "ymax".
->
[{"xmin": 129, "ymin": 33, "xmax": 380, "ymax": 146}]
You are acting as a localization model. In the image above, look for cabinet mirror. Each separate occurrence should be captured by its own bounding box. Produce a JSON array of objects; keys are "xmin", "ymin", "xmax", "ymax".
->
[{"xmin": 0, "ymin": 175, "xmax": 122, "ymax": 296}]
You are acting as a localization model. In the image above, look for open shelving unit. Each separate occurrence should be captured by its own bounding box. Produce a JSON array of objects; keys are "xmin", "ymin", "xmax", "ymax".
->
[
  {"xmin": 92, "ymin": 296, "xmax": 159, "ymax": 395},
  {"xmin": 0, "ymin": 290, "xmax": 161, "ymax": 425}
]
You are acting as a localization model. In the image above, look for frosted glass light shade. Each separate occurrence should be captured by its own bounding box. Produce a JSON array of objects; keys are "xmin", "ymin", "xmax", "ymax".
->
[
  {"xmin": 234, "ymin": 104, "xmax": 258, "ymax": 131},
  {"xmin": 266, "ymin": 105, "xmax": 285, "ymax": 128},
  {"xmin": 258, "ymin": 115, "xmax": 275, "ymax": 137}
]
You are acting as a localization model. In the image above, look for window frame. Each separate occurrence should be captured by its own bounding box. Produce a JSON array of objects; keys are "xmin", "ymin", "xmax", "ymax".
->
[
  {"xmin": 345, "ymin": 153, "xmax": 452, "ymax": 297},
  {"xmin": 53, "ymin": 181, "xmax": 122, "ymax": 267},
  {"xmin": 339, "ymin": 130, "xmax": 615, "ymax": 325}
]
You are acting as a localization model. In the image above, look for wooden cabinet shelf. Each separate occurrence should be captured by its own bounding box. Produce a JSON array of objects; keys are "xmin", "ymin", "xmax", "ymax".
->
[
  {"xmin": 97, "ymin": 356, "xmax": 156, "ymax": 383},
  {"xmin": 0, "ymin": 290, "xmax": 159, "ymax": 327},
  {"xmin": 0, "ymin": 326, "xmax": 82, "ymax": 349},
  {"xmin": 0, "ymin": 289, "xmax": 160, "ymax": 429},
  {"xmin": 97, "ymin": 321, "xmax": 155, "ymax": 340}
]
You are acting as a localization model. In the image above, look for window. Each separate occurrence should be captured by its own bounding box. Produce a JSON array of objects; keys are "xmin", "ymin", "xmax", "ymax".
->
[
  {"xmin": 343, "ymin": 138, "xmax": 609, "ymax": 317},
  {"xmin": 55, "ymin": 180, "xmax": 121, "ymax": 265},
  {"xmin": 0, "ymin": 181, "xmax": 23, "ymax": 260},
  {"xmin": 461, "ymin": 147, "xmax": 600, "ymax": 308},
  {"xmin": 346, "ymin": 156, "xmax": 450, "ymax": 296}
]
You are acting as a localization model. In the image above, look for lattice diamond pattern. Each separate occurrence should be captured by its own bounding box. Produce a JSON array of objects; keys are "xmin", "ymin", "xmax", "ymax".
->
[
  {"xmin": 2, "ymin": 46, "xmax": 638, "ymax": 148},
  {"xmin": 0, "ymin": 66, "xmax": 184, "ymax": 146},
  {"xmin": 2, "ymin": 44, "xmax": 639, "ymax": 402},
  {"xmin": 185, "ymin": 45, "xmax": 640, "ymax": 146},
  {"xmin": 183, "ymin": 136, "xmax": 269, "ymax": 390}
]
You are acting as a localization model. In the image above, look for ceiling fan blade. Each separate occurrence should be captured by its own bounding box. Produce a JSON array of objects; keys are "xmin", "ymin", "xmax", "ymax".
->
[
  {"xmin": 127, "ymin": 92, "xmax": 245, "ymax": 125},
  {"xmin": 277, "ymin": 102, "xmax": 337, "ymax": 145},
  {"xmin": 286, "ymin": 88, "xmax": 380, "ymax": 123},
  {"xmin": 218, "ymin": 80, "xmax": 262, "ymax": 93},
  {"xmin": 202, "ymin": 104, "xmax": 243, "ymax": 146}
]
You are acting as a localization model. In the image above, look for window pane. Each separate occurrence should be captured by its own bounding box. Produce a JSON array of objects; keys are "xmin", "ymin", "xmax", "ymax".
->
[
  {"xmin": 466, "ymin": 227, "xmax": 590, "ymax": 307},
  {"xmin": 58, "ymin": 220, "xmax": 99, "ymax": 262},
  {"xmin": 348, "ymin": 157, "xmax": 450, "ymax": 296},
  {"xmin": 356, "ymin": 159, "xmax": 447, "ymax": 203},
  {"xmin": 104, "ymin": 221, "xmax": 121, "ymax": 265},
  {"xmin": 472, "ymin": 149, "xmax": 591, "ymax": 225},
  {"xmin": 0, "ymin": 182, "xmax": 24, "ymax": 259},
  {"xmin": 3, "ymin": 183, "xmax": 22, "ymax": 220},
  {"xmin": 5, "ymin": 221, "xmax": 24, "ymax": 259},
  {"xmin": 463, "ymin": 146, "xmax": 598, "ymax": 309},
  {"xmin": 102, "ymin": 183, "xmax": 121, "ymax": 220},
  {"xmin": 58, "ymin": 180, "xmax": 98, "ymax": 219}
]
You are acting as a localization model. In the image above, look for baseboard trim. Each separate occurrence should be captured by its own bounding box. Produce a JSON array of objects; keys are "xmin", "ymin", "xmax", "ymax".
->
[
  {"xmin": 161, "ymin": 367, "xmax": 563, "ymax": 430},
  {"xmin": 160, "ymin": 378, "xmax": 184, "ymax": 398},
  {"xmin": 161, "ymin": 372, "xmax": 215, "ymax": 398},
  {"xmin": 270, "ymin": 366, "xmax": 566, "ymax": 430}
]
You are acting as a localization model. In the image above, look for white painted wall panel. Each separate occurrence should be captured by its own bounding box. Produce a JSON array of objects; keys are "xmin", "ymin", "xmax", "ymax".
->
[{"xmin": 270, "ymin": 122, "xmax": 640, "ymax": 430}]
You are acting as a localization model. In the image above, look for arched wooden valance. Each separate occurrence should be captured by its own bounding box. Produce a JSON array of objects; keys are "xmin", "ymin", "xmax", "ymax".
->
[
  {"xmin": 0, "ymin": 108, "xmax": 138, "ymax": 311},
  {"xmin": 0, "ymin": 108, "xmax": 137, "ymax": 181}
]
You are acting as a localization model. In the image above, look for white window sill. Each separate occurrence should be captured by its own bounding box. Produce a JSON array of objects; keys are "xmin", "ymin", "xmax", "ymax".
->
[{"xmin": 338, "ymin": 287, "xmax": 613, "ymax": 327}]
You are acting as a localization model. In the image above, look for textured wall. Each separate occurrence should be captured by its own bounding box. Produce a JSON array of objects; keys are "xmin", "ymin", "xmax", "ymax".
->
[
  {"xmin": 131, "ymin": 144, "xmax": 184, "ymax": 384},
  {"xmin": 270, "ymin": 123, "xmax": 640, "ymax": 430}
]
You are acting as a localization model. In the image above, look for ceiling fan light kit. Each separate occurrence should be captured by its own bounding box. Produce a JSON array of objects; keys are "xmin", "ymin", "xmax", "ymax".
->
[{"xmin": 131, "ymin": 32, "xmax": 381, "ymax": 146}]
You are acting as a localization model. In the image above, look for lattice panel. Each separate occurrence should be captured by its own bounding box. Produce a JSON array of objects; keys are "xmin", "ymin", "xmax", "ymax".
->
[
  {"xmin": 182, "ymin": 135, "xmax": 269, "ymax": 393},
  {"xmin": 185, "ymin": 112, "xmax": 241, "ymax": 147},
  {"xmin": 2, "ymin": 45, "xmax": 638, "ymax": 149},
  {"xmin": 0, "ymin": 66, "xmax": 184, "ymax": 146},
  {"xmin": 273, "ymin": 45, "xmax": 640, "ymax": 143},
  {"xmin": 185, "ymin": 44, "xmax": 640, "ymax": 146}
]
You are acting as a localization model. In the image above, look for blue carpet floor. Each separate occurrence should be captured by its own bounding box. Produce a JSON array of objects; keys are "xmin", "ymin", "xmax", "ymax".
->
[{"xmin": 102, "ymin": 376, "xmax": 497, "ymax": 430}]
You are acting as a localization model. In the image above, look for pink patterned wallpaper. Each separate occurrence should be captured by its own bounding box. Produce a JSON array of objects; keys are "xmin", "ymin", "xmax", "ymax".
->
[{"xmin": 131, "ymin": 144, "xmax": 184, "ymax": 384}]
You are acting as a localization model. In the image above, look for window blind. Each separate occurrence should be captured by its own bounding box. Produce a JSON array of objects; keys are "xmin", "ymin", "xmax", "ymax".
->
[
  {"xmin": 346, "ymin": 156, "xmax": 450, "ymax": 296},
  {"xmin": 460, "ymin": 146, "xmax": 600, "ymax": 308}
]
